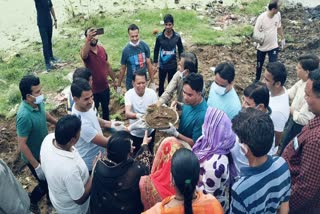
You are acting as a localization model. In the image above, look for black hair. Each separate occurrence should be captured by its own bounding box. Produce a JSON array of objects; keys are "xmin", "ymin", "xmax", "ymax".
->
[
  {"xmin": 298, "ymin": 54, "xmax": 320, "ymax": 72},
  {"xmin": 214, "ymin": 62, "xmax": 235, "ymax": 83},
  {"xmin": 164, "ymin": 14, "xmax": 174, "ymax": 24},
  {"xmin": 73, "ymin": 67, "xmax": 92, "ymax": 81},
  {"xmin": 132, "ymin": 70, "xmax": 147, "ymax": 82},
  {"xmin": 55, "ymin": 115, "xmax": 81, "ymax": 145},
  {"xmin": 183, "ymin": 60, "xmax": 197, "ymax": 74},
  {"xmin": 181, "ymin": 52, "xmax": 198, "ymax": 73},
  {"xmin": 183, "ymin": 73, "xmax": 203, "ymax": 93},
  {"xmin": 84, "ymin": 27, "xmax": 93, "ymax": 37},
  {"xmin": 19, "ymin": 74, "xmax": 40, "ymax": 100},
  {"xmin": 128, "ymin": 24, "xmax": 139, "ymax": 33},
  {"xmin": 266, "ymin": 62, "xmax": 287, "ymax": 86},
  {"xmin": 309, "ymin": 68, "xmax": 320, "ymax": 97},
  {"xmin": 268, "ymin": 1, "xmax": 278, "ymax": 10},
  {"xmin": 171, "ymin": 148, "xmax": 200, "ymax": 214},
  {"xmin": 71, "ymin": 78, "xmax": 91, "ymax": 98},
  {"xmin": 232, "ymin": 108, "xmax": 274, "ymax": 157},
  {"xmin": 243, "ymin": 82, "xmax": 269, "ymax": 108},
  {"xmin": 107, "ymin": 131, "xmax": 132, "ymax": 163}
]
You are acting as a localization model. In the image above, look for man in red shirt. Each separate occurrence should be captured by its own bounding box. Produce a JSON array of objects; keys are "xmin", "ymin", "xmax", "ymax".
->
[
  {"xmin": 282, "ymin": 68, "xmax": 320, "ymax": 213},
  {"xmin": 80, "ymin": 27, "xmax": 117, "ymax": 120}
]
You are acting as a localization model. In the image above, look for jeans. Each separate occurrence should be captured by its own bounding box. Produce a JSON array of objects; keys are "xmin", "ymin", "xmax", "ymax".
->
[
  {"xmin": 38, "ymin": 25, "xmax": 53, "ymax": 65},
  {"xmin": 158, "ymin": 67, "xmax": 177, "ymax": 96},
  {"xmin": 279, "ymin": 116, "xmax": 304, "ymax": 155},
  {"xmin": 93, "ymin": 88, "xmax": 110, "ymax": 120},
  {"xmin": 255, "ymin": 47, "xmax": 279, "ymax": 81},
  {"xmin": 27, "ymin": 163, "xmax": 48, "ymax": 204}
]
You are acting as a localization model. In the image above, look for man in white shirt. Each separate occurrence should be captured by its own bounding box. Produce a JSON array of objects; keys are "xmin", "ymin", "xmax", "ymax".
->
[
  {"xmin": 254, "ymin": 1, "xmax": 285, "ymax": 81},
  {"xmin": 71, "ymin": 78, "xmax": 123, "ymax": 172},
  {"xmin": 125, "ymin": 70, "xmax": 158, "ymax": 154},
  {"xmin": 263, "ymin": 61, "xmax": 289, "ymax": 149},
  {"xmin": 40, "ymin": 115, "xmax": 93, "ymax": 214}
]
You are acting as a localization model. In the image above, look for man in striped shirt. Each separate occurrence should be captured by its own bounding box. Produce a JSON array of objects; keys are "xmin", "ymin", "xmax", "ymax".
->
[{"xmin": 230, "ymin": 108, "xmax": 291, "ymax": 213}]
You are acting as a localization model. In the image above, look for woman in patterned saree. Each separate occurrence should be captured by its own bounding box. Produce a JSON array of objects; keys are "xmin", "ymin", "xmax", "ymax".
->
[
  {"xmin": 192, "ymin": 107, "xmax": 237, "ymax": 210},
  {"xmin": 139, "ymin": 137, "xmax": 183, "ymax": 210}
]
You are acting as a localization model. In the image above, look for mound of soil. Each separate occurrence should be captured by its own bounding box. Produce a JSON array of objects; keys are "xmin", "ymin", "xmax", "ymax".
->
[{"xmin": 145, "ymin": 104, "xmax": 178, "ymax": 129}]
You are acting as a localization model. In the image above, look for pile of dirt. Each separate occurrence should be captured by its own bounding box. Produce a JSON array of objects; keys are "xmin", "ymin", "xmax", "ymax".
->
[{"xmin": 145, "ymin": 104, "xmax": 178, "ymax": 129}]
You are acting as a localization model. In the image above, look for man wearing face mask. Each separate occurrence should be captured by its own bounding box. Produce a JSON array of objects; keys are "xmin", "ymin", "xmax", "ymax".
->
[
  {"xmin": 207, "ymin": 62, "xmax": 241, "ymax": 120},
  {"xmin": 81, "ymin": 27, "xmax": 117, "ymax": 121},
  {"xmin": 231, "ymin": 82, "xmax": 277, "ymax": 175},
  {"xmin": 117, "ymin": 24, "xmax": 155, "ymax": 91},
  {"xmin": 16, "ymin": 74, "xmax": 57, "ymax": 213},
  {"xmin": 230, "ymin": 108, "xmax": 291, "ymax": 213},
  {"xmin": 156, "ymin": 52, "xmax": 198, "ymax": 106}
]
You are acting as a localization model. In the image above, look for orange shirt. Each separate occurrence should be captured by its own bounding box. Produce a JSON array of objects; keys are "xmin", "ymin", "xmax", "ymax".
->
[{"xmin": 143, "ymin": 192, "xmax": 224, "ymax": 214}]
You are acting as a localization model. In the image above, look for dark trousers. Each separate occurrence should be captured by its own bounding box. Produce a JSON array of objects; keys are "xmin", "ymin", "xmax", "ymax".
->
[
  {"xmin": 255, "ymin": 47, "xmax": 279, "ymax": 81},
  {"xmin": 27, "ymin": 163, "xmax": 48, "ymax": 204},
  {"xmin": 93, "ymin": 88, "xmax": 110, "ymax": 120},
  {"xmin": 131, "ymin": 130, "xmax": 156, "ymax": 156},
  {"xmin": 38, "ymin": 25, "xmax": 53, "ymax": 65},
  {"xmin": 158, "ymin": 67, "xmax": 177, "ymax": 96},
  {"xmin": 279, "ymin": 116, "xmax": 304, "ymax": 155}
]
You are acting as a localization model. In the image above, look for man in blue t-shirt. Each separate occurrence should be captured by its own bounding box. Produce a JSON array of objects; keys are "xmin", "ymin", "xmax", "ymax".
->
[
  {"xmin": 207, "ymin": 62, "xmax": 241, "ymax": 120},
  {"xmin": 34, "ymin": 0, "xmax": 59, "ymax": 71},
  {"xmin": 162, "ymin": 73, "xmax": 208, "ymax": 147},
  {"xmin": 117, "ymin": 24, "xmax": 155, "ymax": 91},
  {"xmin": 230, "ymin": 108, "xmax": 291, "ymax": 213}
]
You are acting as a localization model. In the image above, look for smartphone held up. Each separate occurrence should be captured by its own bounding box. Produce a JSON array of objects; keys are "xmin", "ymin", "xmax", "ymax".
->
[{"xmin": 95, "ymin": 28, "xmax": 104, "ymax": 35}]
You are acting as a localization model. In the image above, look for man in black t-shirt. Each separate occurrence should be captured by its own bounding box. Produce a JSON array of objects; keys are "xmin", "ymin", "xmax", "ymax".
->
[
  {"xmin": 153, "ymin": 14, "xmax": 184, "ymax": 96},
  {"xmin": 34, "ymin": 0, "xmax": 59, "ymax": 72}
]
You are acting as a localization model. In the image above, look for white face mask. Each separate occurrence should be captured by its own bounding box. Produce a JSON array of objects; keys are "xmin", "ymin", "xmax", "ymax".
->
[
  {"xmin": 130, "ymin": 40, "xmax": 140, "ymax": 47},
  {"xmin": 240, "ymin": 143, "xmax": 248, "ymax": 155},
  {"xmin": 179, "ymin": 70, "xmax": 186, "ymax": 78},
  {"xmin": 32, "ymin": 94, "xmax": 44, "ymax": 104},
  {"xmin": 212, "ymin": 82, "xmax": 226, "ymax": 96}
]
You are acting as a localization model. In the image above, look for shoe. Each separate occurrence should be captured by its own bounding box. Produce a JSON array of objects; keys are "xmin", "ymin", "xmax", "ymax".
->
[
  {"xmin": 45, "ymin": 63, "xmax": 54, "ymax": 72},
  {"xmin": 50, "ymin": 56, "xmax": 61, "ymax": 63},
  {"xmin": 29, "ymin": 202, "xmax": 40, "ymax": 214}
]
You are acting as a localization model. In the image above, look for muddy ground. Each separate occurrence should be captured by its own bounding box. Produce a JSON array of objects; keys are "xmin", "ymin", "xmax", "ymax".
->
[{"xmin": 0, "ymin": 3, "xmax": 319, "ymax": 213}]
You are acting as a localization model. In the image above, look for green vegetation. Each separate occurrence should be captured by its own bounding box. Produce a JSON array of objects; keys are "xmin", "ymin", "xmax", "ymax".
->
[
  {"xmin": 0, "ymin": 0, "xmax": 267, "ymax": 117},
  {"xmin": 231, "ymin": 0, "xmax": 270, "ymax": 16}
]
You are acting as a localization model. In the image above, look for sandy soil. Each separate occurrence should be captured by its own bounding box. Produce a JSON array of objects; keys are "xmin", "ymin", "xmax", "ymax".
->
[{"xmin": 0, "ymin": 1, "xmax": 320, "ymax": 213}]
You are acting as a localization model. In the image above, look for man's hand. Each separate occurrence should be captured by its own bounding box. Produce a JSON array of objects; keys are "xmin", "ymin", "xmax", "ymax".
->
[
  {"xmin": 128, "ymin": 119, "xmax": 148, "ymax": 131},
  {"xmin": 35, "ymin": 164, "xmax": 46, "ymax": 181},
  {"xmin": 136, "ymin": 113, "xmax": 144, "ymax": 119},
  {"xmin": 160, "ymin": 123, "xmax": 179, "ymax": 137},
  {"xmin": 54, "ymin": 20, "xmax": 57, "ymax": 29},
  {"xmin": 153, "ymin": 63, "xmax": 158, "ymax": 74},
  {"xmin": 86, "ymin": 29, "xmax": 96, "ymax": 43},
  {"xmin": 111, "ymin": 120, "xmax": 126, "ymax": 131},
  {"xmin": 142, "ymin": 130, "xmax": 152, "ymax": 145}
]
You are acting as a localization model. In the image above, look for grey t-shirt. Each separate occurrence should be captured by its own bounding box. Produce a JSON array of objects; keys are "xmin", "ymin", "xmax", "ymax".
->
[{"xmin": 0, "ymin": 159, "xmax": 30, "ymax": 213}]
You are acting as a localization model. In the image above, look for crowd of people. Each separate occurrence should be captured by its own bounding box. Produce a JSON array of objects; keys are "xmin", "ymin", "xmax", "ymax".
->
[{"xmin": 1, "ymin": 1, "xmax": 320, "ymax": 214}]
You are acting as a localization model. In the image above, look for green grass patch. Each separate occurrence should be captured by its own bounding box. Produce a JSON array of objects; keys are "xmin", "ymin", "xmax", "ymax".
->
[
  {"xmin": 231, "ymin": 0, "xmax": 269, "ymax": 16},
  {"xmin": 0, "ymin": 7, "xmax": 256, "ymax": 117}
]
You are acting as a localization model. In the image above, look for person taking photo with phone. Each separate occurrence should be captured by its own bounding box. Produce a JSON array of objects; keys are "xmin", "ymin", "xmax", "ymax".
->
[{"xmin": 81, "ymin": 27, "xmax": 117, "ymax": 121}]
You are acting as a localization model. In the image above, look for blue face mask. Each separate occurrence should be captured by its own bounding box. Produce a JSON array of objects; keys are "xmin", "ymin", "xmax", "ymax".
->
[
  {"xmin": 32, "ymin": 94, "xmax": 44, "ymax": 104},
  {"xmin": 212, "ymin": 82, "xmax": 226, "ymax": 96}
]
